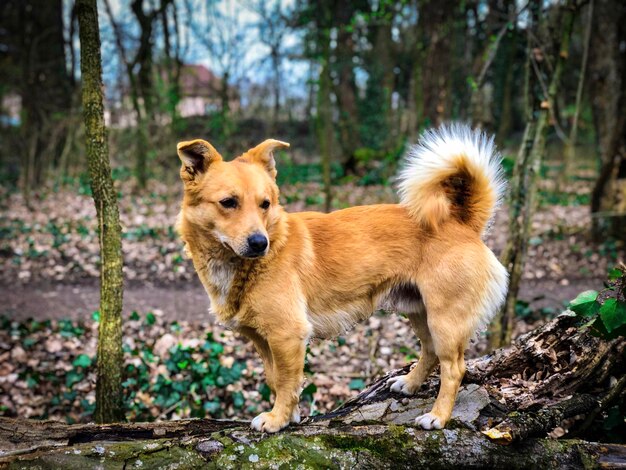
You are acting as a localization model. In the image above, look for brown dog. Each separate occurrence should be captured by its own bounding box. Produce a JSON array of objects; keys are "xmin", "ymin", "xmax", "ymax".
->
[{"xmin": 176, "ymin": 124, "xmax": 508, "ymax": 433}]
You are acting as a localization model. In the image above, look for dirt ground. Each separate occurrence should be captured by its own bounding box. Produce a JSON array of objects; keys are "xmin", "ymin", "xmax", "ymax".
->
[{"xmin": 0, "ymin": 276, "xmax": 601, "ymax": 323}]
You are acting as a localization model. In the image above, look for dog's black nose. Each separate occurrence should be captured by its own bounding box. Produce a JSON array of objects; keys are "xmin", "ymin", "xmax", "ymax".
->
[{"xmin": 247, "ymin": 233, "xmax": 268, "ymax": 254}]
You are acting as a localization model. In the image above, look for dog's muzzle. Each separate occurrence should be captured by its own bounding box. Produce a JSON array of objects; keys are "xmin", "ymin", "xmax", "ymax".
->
[{"xmin": 244, "ymin": 233, "xmax": 268, "ymax": 258}]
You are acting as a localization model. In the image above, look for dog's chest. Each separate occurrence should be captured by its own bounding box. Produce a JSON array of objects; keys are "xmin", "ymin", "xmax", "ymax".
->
[
  {"xmin": 207, "ymin": 259, "xmax": 234, "ymax": 297},
  {"xmin": 201, "ymin": 259, "xmax": 235, "ymax": 317}
]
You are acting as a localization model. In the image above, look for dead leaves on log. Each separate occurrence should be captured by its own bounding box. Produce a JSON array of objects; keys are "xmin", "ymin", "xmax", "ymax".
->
[
  {"xmin": 482, "ymin": 394, "xmax": 598, "ymax": 444},
  {"xmin": 466, "ymin": 312, "xmax": 623, "ymax": 413}
]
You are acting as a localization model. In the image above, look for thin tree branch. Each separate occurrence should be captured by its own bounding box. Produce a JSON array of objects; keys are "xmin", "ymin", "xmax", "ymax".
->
[
  {"xmin": 530, "ymin": 50, "xmax": 569, "ymax": 144},
  {"xmin": 475, "ymin": 2, "xmax": 529, "ymax": 90},
  {"xmin": 102, "ymin": 0, "xmax": 131, "ymax": 71},
  {"xmin": 568, "ymin": 0, "xmax": 593, "ymax": 146}
]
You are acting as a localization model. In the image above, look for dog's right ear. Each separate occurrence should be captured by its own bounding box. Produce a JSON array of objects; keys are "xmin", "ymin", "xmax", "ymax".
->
[
  {"xmin": 244, "ymin": 139, "xmax": 290, "ymax": 179},
  {"xmin": 177, "ymin": 139, "xmax": 223, "ymax": 182}
]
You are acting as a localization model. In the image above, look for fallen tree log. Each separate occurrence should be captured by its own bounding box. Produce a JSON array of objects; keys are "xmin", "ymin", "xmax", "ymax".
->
[
  {"xmin": 0, "ymin": 311, "xmax": 624, "ymax": 469},
  {"xmin": 1, "ymin": 420, "xmax": 625, "ymax": 469}
]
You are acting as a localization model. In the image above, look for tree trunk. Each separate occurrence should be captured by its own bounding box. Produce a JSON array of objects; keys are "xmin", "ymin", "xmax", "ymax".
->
[
  {"xmin": 371, "ymin": 14, "xmax": 395, "ymax": 150},
  {"xmin": 10, "ymin": 0, "xmax": 74, "ymax": 191},
  {"xmin": 271, "ymin": 48, "xmax": 281, "ymax": 133},
  {"xmin": 561, "ymin": 0, "xmax": 593, "ymax": 189},
  {"xmin": 131, "ymin": 0, "xmax": 157, "ymax": 122},
  {"xmin": 1, "ymin": 309, "xmax": 624, "ymax": 468},
  {"xmin": 470, "ymin": 0, "xmax": 515, "ymax": 131},
  {"xmin": 420, "ymin": 0, "xmax": 453, "ymax": 127},
  {"xmin": 489, "ymin": 0, "xmax": 576, "ymax": 349},
  {"xmin": 76, "ymin": 0, "xmax": 125, "ymax": 424},
  {"xmin": 406, "ymin": 64, "xmax": 420, "ymax": 142},
  {"xmin": 160, "ymin": 0, "xmax": 182, "ymax": 126},
  {"xmin": 333, "ymin": 3, "xmax": 361, "ymax": 173},
  {"xmin": 130, "ymin": 0, "xmax": 157, "ymax": 190},
  {"xmin": 408, "ymin": 14, "xmax": 426, "ymax": 141},
  {"xmin": 495, "ymin": 32, "xmax": 516, "ymax": 145},
  {"xmin": 316, "ymin": 8, "xmax": 333, "ymax": 213},
  {"xmin": 103, "ymin": 0, "xmax": 151, "ymax": 191},
  {"xmin": 589, "ymin": 0, "xmax": 626, "ymax": 242}
]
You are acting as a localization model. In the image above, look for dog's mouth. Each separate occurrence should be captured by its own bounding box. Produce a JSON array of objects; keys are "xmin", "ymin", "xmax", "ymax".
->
[
  {"xmin": 216, "ymin": 237, "xmax": 267, "ymax": 259},
  {"xmin": 222, "ymin": 241, "xmax": 243, "ymax": 257},
  {"xmin": 241, "ymin": 250, "xmax": 267, "ymax": 259},
  {"xmin": 212, "ymin": 233, "xmax": 237, "ymax": 256}
]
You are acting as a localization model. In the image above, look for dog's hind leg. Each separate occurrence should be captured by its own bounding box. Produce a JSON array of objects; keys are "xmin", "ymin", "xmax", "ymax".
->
[
  {"xmin": 387, "ymin": 303, "xmax": 439, "ymax": 395},
  {"xmin": 414, "ymin": 247, "xmax": 507, "ymax": 430},
  {"xmin": 414, "ymin": 309, "xmax": 469, "ymax": 430}
]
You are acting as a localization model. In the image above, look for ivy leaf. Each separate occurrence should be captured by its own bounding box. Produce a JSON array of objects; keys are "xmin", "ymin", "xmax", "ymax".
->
[
  {"xmin": 301, "ymin": 382, "xmax": 317, "ymax": 400},
  {"xmin": 608, "ymin": 268, "xmax": 623, "ymax": 282},
  {"xmin": 232, "ymin": 391, "xmax": 245, "ymax": 409},
  {"xmin": 72, "ymin": 354, "xmax": 92, "ymax": 368},
  {"xmin": 568, "ymin": 290, "xmax": 599, "ymax": 317},
  {"xmin": 259, "ymin": 383, "xmax": 271, "ymax": 402},
  {"xmin": 599, "ymin": 299, "xmax": 626, "ymax": 333},
  {"xmin": 65, "ymin": 370, "xmax": 84, "ymax": 388},
  {"xmin": 349, "ymin": 378, "xmax": 365, "ymax": 390},
  {"xmin": 203, "ymin": 400, "xmax": 220, "ymax": 415}
]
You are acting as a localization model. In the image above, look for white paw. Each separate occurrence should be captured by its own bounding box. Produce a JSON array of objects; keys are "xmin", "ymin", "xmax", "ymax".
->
[
  {"xmin": 250, "ymin": 412, "xmax": 289, "ymax": 433},
  {"xmin": 250, "ymin": 413, "xmax": 265, "ymax": 432},
  {"xmin": 415, "ymin": 412, "xmax": 443, "ymax": 430},
  {"xmin": 291, "ymin": 407, "xmax": 301, "ymax": 424},
  {"xmin": 386, "ymin": 375, "xmax": 415, "ymax": 395}
]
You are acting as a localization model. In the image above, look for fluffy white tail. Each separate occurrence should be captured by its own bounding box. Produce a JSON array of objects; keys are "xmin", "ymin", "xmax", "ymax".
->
[{"xmin": 397, "ymin": 124, "xmax": 505, "ymax": 235}]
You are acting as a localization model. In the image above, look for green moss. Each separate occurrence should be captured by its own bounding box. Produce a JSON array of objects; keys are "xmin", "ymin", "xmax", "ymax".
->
[
  {"xmin": 6, "ymin": 427, "xmax": 600, "ymax": 469},
  {"xmin": 210, "ymin": 433, "xmax": 346, "ymax": 469},
  {"xmin": 538, "ymin": 438, "xmax": 591, "ymax": 470},
  {"xmin": 7, "ymin": 439, "xmax": 207, "ymax": 469},
  {"xmin": 319, "ymin": 426, "xmax": 417, "ymax": 465},
  {"xmin": 419, "ymin": 431, "xmax": 446, "ymax": 454},
  {"xmin": 577, "ymin": 442, "xmax": 601, "ymax": 470},
  {"xmin": 388, "ymin": 424, "xmax": 408, "ymax": 440}
]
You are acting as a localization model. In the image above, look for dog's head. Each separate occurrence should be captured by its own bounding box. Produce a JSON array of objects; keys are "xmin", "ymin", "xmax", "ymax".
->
[{"xmin": 177, "ymin": 138, "xmax": 289, "ymax": 259}]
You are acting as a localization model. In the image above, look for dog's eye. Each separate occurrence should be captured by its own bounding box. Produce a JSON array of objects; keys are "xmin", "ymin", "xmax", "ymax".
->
[
  {"xmin": 260, "ymin": 200, "xmax": 270, "ymax": 210},
  {"xmin": 219, "ymin": 197, "xmax": 238, "ymax": 209}
]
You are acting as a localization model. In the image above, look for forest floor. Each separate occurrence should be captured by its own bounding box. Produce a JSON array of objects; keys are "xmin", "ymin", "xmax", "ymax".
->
[{"xmin": 0, "ymin": 176, "xmax": 623, "ymax": 423}]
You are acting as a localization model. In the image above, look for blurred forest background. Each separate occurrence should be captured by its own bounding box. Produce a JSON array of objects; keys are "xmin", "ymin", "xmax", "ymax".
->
[{"xmin": 0, "ymin": 0, "xmax": 625, "ymax": 431}]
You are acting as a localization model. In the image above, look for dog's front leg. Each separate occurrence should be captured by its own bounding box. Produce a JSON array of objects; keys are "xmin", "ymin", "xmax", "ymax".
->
[
  {"xmin": 238, "ymin": 326, "xmax": 277, "ymax": 393},
  {"xmin": 251, "ymin": 331, "xmax": 307, "ymax": 433}
]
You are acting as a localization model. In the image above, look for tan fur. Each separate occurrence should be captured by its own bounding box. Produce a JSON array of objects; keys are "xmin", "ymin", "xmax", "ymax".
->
[{"xmin": 176, "ymin": 131, "xmax": 508, "ymax": 433}]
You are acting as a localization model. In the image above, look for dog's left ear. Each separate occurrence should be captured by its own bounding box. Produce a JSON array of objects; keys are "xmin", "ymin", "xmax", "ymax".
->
[
  {"xmin": 177, "ymin": 139, "xmax": 223, "ymax": 183},
  {"xmin": 245, "ymin": 139, "xmax": 290, "ymax": 179}
]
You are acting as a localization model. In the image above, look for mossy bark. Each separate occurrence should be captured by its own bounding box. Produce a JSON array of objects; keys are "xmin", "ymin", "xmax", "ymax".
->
[
  {"xmin": 315, "ymin": 5, "xmax": 333, "ymax": 213},
  {"xmin": 76, "ymin": 0, "xmax": 124, "ymax": 424}
]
